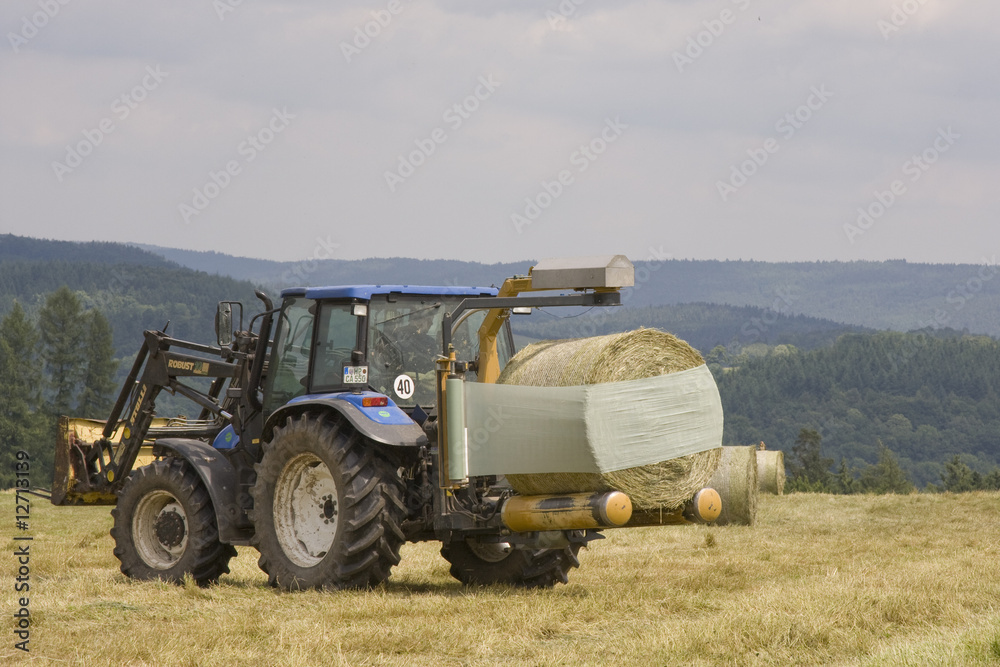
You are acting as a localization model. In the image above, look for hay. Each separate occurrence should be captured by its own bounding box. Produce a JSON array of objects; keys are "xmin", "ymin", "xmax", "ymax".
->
[
  {"xmin": 756, "ymin": 449, "xmax": 786, "ymax": 495},
  {"xmin": 498, "ymin": 329, "xmax": 722, "ymax": 510},
  {"xmin": 707, "ymin": 446, "xmax": 759, "ymax": 526}
]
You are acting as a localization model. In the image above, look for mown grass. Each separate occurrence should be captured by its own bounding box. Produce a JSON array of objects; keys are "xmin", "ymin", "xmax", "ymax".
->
[{"xmin": 3, "ymin": 491, "xmax": 1000, "ymax": 665}]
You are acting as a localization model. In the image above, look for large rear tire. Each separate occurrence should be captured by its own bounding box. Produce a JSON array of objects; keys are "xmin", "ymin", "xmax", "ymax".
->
[
  {"xmin": 441, "ymin": 538, "xmax": 583, "ymax": 588},
  {"xmin": 250, "ymin": 413, "xmax": 406, "ymax": 590},
  {"xmin": 111, "ymin": 458, "xmax": 236, "ymax": 585}
]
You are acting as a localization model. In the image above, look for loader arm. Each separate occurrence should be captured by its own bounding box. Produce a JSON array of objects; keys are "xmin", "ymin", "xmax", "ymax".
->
[{"xmin": 52, "ymin": 329, "xmax": 246, "ymax": 505}]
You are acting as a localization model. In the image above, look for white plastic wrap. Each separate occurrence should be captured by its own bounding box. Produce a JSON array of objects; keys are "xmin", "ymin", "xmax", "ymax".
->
[{"xmin": 461, "ymin": 364, "xmax": 724, "ymax": 476}]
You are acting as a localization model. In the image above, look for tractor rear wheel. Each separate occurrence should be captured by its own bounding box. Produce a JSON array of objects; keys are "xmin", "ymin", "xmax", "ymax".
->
[
  {"xmin": 250, "ymin": 413, "xmax": 406, "ymax": 590},
  {"xmin": 111, "ymin": 458, "xmax": 236, "ymax": 585},
  {"xmin": 441, "ymin": 538, "xmax": 582, "ymax": 588}
]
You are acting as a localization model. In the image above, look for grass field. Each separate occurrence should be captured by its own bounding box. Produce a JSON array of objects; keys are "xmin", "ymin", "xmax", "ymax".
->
[{"xmin": 4, "ymin": 490, "xmax": 1000, "ymax": 666}]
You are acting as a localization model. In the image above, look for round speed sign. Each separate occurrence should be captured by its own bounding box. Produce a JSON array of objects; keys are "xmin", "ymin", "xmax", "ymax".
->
[{"xmin": 393, "ymin": 374, "xmax": 415, "ymax": 400}]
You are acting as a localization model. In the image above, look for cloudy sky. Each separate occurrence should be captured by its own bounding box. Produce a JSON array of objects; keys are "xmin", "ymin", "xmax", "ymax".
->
[{"xmin": 1, "ymin": 0, "xmax": 997, "ymax": 265}]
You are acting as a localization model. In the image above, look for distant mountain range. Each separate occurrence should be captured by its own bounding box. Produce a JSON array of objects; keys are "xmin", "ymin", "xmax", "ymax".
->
[{"xmin": 135, "ymin": 242, "xmax": 1000, "ymax": 338}]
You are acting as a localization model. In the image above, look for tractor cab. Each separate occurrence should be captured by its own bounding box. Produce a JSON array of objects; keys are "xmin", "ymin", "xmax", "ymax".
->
[{"xmin": 262, "ymin": 285, "xmax": 514, "ymax": 417}]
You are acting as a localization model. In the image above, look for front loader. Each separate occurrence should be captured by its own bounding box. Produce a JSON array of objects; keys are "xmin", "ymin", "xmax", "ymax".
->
[{"xmin": 52, "ymin": 256, "xmax": 721, "ymax": 589}]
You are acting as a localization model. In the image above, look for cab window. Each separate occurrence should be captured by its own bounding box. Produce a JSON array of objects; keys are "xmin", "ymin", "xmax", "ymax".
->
[
  {"xmin": 310, "ymin": 302, "xmax": 362, "ymax": 391},
  {"xmin": 263, "ymin": 297, "xmax": 314, "ymax": 413}
]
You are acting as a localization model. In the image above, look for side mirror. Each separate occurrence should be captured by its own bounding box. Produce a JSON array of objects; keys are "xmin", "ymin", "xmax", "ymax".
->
[{"xmin": 216, "ymin": 302, "xmax": 234, "ymax": 347}]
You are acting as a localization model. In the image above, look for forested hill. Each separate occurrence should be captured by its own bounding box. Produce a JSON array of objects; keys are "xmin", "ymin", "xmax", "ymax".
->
[
  {"xmin": 716, "ymin": 331, "xmax": 1000, "ymax": 488},
  {"xmin": 136, "ymin": 244, "xmax": 533, "ymax": 292},
  {"xmin": 2, "ymin": 235, "xmax": 176, "ymax": 267},
  {"xmin": 0, "ymin": 236, "xmax": 260, "ymax": 360},
  {"xmin": 512, "ymin": 303, "xmax": 871, "ymax": 354},
  {"xmin": 140, "ymin": 243, "xmax": 1000, "ymax": 337}
]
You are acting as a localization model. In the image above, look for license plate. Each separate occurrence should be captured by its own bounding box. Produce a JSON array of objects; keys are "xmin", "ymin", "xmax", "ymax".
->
[{"xmin": 343, "ymin": 366, "xmax": 369, "ymax": 384}]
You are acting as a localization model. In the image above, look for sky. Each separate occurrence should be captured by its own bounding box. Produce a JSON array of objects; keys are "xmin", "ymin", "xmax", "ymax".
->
[{"xmin": 1, "ymin": 0, "xmax": 997, "ymax": 265}]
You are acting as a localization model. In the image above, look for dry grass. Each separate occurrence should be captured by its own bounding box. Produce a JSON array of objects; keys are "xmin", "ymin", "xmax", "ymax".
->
[{"xmin": 4, "ymin": 491, "xmax": 1000, "ymax": 666}]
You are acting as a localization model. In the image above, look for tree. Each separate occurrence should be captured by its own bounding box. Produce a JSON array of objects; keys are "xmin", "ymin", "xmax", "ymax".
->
[
  {"xmin": 858, "ymin": 441, "xmax": 913, "ymax": 494},
  {"xmin": 0, "ymin": 303, "xmax": 45, "ymax": 487},
  {"xmin": 38, "ymin": 286, "xmax": 86, "ymax": 416},
  {"xmin": 942, "ymin": 455, "xmax": 977, "ymax": 492},
  {"xmin": 77, "ymin": 309, "xmax": 118, "ymax": 416},
  {"xmin": 833, "ymin": 458, "xmax": 859, "ymax": 494},
  {"xmin": 787, "ymin": 428, "xmax": 833, "ymax": 491}
]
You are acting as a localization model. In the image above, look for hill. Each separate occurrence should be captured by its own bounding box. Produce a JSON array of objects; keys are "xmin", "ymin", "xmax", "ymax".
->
[
  {"xmin": 138, "ymin": 244, "xmax": 1000, "ymax": 337},
  {"xmin": 716, "ymin": 331, "xmax": 1000, "ymax": 487},
  {"xmin": 511, "ymin": 302, "xmax": 872, "ymax": 354},
  {"xmin": 0, "ymin": 236, "xmax": 261, "ymax": 360}
]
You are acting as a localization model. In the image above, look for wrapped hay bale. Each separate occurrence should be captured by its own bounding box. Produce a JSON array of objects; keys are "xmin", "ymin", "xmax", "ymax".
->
[
  {"xmin": 707, "ymin": 445, "xmax": 759, "ymax": 526},
  {"xmin": 756, "ymin": 449, "xmax": 786, "ymax": 495},
  {"xmin": 497, "ymin": 329, "xmax": 722, "ymax": 511}
]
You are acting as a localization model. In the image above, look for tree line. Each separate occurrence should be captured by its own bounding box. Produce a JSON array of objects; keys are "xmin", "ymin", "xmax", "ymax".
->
[
  {"xmin": 0, "ymin": 287, "xmax": 117, "ymax": 487},
  {"xmin": 717, "ymin": 332, "xmax": 1000, "ymax": 490}
]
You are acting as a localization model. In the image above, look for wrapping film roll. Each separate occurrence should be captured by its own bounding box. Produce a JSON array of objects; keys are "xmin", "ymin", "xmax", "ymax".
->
[{"xmin": 458, "ymin": 330, "xmax": 724, "ymax": 510}]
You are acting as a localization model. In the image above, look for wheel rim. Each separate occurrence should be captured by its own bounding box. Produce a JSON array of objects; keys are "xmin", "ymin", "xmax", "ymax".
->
[
  {"xmin": 273, "ymin": 453, "xmax": 339, "ymax": 568},
  {"xmin": 466, "ymin": 539, "xmax": 513, "ymax": 563},
  {"xmin": 132, "ymin": 490, "xmax": 188, "ymax": 570}
]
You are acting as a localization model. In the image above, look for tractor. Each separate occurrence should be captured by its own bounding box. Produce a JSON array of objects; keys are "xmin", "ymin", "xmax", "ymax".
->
[{"xmin": 52, "ymin": 255, "xmax": 720, "ymax": 589}]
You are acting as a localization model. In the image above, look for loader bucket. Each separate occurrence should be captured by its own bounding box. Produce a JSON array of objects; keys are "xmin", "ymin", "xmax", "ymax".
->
[{"xmin": 51, "ymin": 416, "xmax": 163, "ymax": 506}]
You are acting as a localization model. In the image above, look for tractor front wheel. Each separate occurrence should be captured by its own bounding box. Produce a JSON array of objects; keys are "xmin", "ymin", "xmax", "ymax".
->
[
  {"xmin": 111, "ymin": 458, "xmax": 236, "ymax": 585},
  {"xmin": 250, "ymin": 413, "xmax": 406, "ymax": 590},
  {"xmin": 441, "ymin": 538, "xmax": 583, "ymax": 588}
]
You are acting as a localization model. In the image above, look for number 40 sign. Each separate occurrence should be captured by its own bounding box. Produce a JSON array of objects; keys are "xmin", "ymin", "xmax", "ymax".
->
[{"xmin": 393, "ymin": 374, "xmax": 415, "ymax": 400}]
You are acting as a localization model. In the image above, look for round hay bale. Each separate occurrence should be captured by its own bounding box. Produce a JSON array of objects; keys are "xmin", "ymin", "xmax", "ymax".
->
[
  {"xmin": 756, "ymin": 449, "xmax": 785, "ymax": 495},
  {"xmin": 498, "ymin": 329, "xmax": 722, "ymax": 511},
  {"xmin": 707, "ymin": 445, "xmax": 759, "ymax": 526}
]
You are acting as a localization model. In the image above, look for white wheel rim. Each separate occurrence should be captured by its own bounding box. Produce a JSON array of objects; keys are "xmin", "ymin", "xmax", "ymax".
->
[
  {"xmin": 273, "ymin": 453, "xmax": 339, "ymax": 568},
  {"xmin": 133, "ymin": 490, "xmax": 188, "ymax": 570}
]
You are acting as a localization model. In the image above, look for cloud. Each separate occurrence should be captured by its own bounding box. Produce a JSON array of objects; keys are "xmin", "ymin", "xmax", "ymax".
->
[{"xmin": 0, "ymin": 0, "xmax": 997, "ymax": 264}]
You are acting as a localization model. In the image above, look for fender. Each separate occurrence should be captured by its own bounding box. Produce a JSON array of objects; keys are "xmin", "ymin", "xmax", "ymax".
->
[
  {"xmin": 263, "ymin": 396, "xmax": 428, "ymax": 449},
  {"xmin": 151, "ymin": 438, "xmax": 252, "ymax": 545}
]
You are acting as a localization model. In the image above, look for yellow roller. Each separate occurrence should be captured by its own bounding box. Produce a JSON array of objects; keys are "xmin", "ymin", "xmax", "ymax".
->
[
  {"xmin": 626, "ymin": 487, "xmax": 722, "ymax": 527},
  {"xmin": 501, "ymin": 491, "xmax": 632, "ymax": 532}
]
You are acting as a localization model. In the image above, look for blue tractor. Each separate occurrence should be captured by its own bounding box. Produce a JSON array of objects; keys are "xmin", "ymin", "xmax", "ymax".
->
[{"xmin": 52, "ymin": 257, "xmax": 719, "ymax": 589}]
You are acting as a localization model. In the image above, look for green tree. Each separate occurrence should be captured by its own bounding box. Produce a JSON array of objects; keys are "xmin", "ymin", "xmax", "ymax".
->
[
  {"xmin": 0, "ymin": 303, "xmax": 46, "ymax": 487},
  {"xmin": 38, "ymin": 286, "xmax": 86, "ymax": 416},
  {"xmin": 787, "ymin": 428, "xmax": 833, "ymax": 491},
  {"xmin": 858, "ymin": 441, "xmax": 913, "ymax": 494},
  {"xmin": 833, "ymin": 458, "xmax": 859, "ymax": 494},
  {"xmin": 77, "ymin": 309, "xmax": 118, "ymax": 416},
  {"xmin": 942, "ymin": 455, "xmax": 977, "ymax": 492}
]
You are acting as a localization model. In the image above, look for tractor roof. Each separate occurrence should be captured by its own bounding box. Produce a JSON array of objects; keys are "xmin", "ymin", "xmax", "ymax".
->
[{"xmin": 281, "ymin": 285, "xmax": 498, "ymax": 300}]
